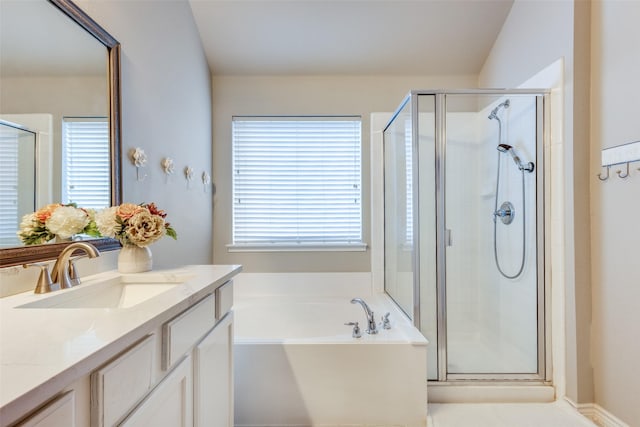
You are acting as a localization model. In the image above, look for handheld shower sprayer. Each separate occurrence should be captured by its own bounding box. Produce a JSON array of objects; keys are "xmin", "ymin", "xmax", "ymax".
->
[{"xmin": 496, "ymin": 144, "xmax": 534, "ymax": 173}]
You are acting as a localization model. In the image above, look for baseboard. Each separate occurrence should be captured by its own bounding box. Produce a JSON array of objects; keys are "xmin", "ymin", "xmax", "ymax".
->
[{"xmin": 564, "ymin": 398, "xmax": 630, "ymax": 427}]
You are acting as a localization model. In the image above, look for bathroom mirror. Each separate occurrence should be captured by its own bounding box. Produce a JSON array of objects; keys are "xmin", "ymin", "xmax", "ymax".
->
[{"xmin": 0, "ymin": 0, "xmax": 122, "ymax": 267}]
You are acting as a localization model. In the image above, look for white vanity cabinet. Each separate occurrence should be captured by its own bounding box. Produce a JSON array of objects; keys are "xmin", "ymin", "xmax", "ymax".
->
[
  {"xmin": 1, "ymin": 266, "xmax": 241, "ymax": 427},
  {"xmin": 194, "ymin": 312, "xmax": 233, "ymax": 426},
  {"xmin": 194, "ymin": 279, "xmax": 234, "ymax": 426},
  {"xmin": 88, "ymin": 280, "xmax": 234, "ymax": 427},
  {"xmin": 90, "ymin": 335, "xmax": 156, "ymax": 426},
  {"xmin": 119, "ymin": 356, "xmax": 192, "ymax": 427},
  {"xmin": 16, "ymin": 392, "xmax": 76, "ymax": 427}
]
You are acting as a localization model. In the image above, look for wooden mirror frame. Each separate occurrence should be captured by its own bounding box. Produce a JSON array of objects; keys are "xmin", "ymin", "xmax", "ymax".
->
[{"xmin": 0, "ymin": 0, "xmax": 122, "ymax": 268}]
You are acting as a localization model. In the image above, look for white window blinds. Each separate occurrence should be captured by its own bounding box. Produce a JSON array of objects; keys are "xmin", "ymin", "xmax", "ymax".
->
[
  {"xmin": 0, "ymin": 128, "xmax": 20, "ymax": 245},
  {"xmin": 0, "ymin": 122, "xmax": 36, "ymax": 247},
  {"xmin": 62, "ymin": 117, "xmax": 110, "ymax": 209},
  {"xmin": 231, "ymin": 116, "xmax": 363, "ymax": 249},
  {"xmin": 405, "ymin": 119, "xmax": 413, "ymax": 245}
]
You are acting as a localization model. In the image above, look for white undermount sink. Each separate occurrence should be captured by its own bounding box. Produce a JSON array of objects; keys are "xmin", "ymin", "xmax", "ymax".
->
[{"xmin": 16, "ymin": 271, "xmax": 195, "ymax": 309}]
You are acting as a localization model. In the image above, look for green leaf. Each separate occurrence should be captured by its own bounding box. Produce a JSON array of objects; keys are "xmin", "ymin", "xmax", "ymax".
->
[{"xmin": 166, "ymin": 227, "xmax": 178, "ymax": 240}]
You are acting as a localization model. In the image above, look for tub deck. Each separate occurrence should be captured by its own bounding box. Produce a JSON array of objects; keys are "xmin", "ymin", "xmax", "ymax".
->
[{"xmin": 233, "ymin": 294, "xmax": 428, "ymax": 426}]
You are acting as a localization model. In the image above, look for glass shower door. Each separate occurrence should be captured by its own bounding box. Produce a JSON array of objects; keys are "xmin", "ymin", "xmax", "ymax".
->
[
  {"xmin": 383, "ymin": 98, "xmax": 415, "ymax": 321},
  {"xmin": 443, "ymin": 94, "xmax": 541, "ymax": 377}
]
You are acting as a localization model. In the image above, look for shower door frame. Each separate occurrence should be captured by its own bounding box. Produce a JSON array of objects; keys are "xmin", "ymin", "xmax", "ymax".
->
[{"xmin": 407, "ymin": 89, "xmax": 551, "ymax": 383}]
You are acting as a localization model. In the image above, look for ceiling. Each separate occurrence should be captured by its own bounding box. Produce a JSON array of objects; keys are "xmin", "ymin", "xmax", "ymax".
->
[{"xmin": 188, "ymin": 0, "xmax": 515, "ymax": 76}]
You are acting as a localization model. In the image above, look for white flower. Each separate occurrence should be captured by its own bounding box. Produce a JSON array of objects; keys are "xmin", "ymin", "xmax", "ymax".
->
[
  {"xmin": 161, "ymin": 157, "xmax": 175, "ymax": 175},
  {"xmin": 45, "ymin": 206, "xmax": 89, "ymax": 239},
  {"xmin": 202, "ymin": 171, "xmax": 211, "ymax": 185},
  {"xmin": 95, "ymin": 207, "xmax": 119, "ymax": 238},
  {"xmin": 130, "ymin": 147, "xmax": 147, "ymax": 168},
  {"xmin": 17, "ymin": 213, "xmax": 37, "ymax": 235},
  {"xmin": 125, "ymin": 210, "xmax": 165, "ymax": 247}
]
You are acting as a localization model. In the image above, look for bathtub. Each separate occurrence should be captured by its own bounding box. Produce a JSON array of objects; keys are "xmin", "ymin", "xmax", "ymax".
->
[{"xmin": 234, "ymin": 293, "xmax": 428, "ymax": 427}]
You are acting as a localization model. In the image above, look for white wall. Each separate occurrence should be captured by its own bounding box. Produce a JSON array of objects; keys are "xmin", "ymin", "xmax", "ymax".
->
[
  {"xmin": 590, "ymin": 1, "xmax": 640, "ymax": 424},
  {"xmin": 86, "ymin": 1, "xmax": 214, "ymax": 268},
  {"xmin": 211, "ymin": 74, "xmax": 477, "ymax": 272},
  {"xmin": 479, "ymin": 0, "xmax": 595, "ymax": 406}
]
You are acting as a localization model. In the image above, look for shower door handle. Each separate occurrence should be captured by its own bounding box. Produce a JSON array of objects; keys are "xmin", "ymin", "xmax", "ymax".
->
[{"xmin": 445, "ymin": 229, "xmax": 453, "ymax": 247}]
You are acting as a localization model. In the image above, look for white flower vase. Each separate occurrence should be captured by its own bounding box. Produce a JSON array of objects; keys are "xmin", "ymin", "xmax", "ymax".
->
[{"xmin": 118, "ymin": 245, "xmax": 152, "ymax": 273}]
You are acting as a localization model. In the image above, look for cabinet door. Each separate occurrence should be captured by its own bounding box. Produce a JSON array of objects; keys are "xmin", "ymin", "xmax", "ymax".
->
[
  {"xmin": 119, "ymin": 356, "xmax": 192, "ymax": 427},
  {"xmin": 18, "ymin": 391, "xmax": 75, "ymax": 427},
  {"xmin": 194, "ymin": 312, "xmax": 233, "ymax": 427},
  {"xmin": 91, "ymin": 335, "xmax": 155, "ymax": 427}
]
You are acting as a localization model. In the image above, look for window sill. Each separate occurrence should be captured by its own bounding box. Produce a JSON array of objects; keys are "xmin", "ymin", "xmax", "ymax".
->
[{"xmin": 226, "ymin": 243, "xmax": 368, "ymax": 253}]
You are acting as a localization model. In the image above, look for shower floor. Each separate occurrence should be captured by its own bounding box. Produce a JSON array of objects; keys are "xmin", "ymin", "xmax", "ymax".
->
[{"xmin": 446, "ymin": 329, "xmax": 536, "ymax": 375}]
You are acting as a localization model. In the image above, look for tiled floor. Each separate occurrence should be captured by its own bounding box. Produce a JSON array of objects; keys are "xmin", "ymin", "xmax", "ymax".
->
[{"xmin": 428, "ymin": 401, "xmax": 598, "ymax": 427}]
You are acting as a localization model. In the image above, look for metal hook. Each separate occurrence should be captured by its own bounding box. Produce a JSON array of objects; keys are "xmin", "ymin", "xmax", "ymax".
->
[
  {"xmin": 597, "ymin": 165, "xmax": 610, "ymax": 181},
  {"xmin": 616, "ymin": 162, "xmax": 630, "ymax": 178},
  {"xmin": 136, "ymin": 166, "xmax": 147, "ymax": 182}
]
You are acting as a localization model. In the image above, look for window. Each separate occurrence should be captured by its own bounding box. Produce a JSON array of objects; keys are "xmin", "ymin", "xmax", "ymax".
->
[
  {"xmin": 0, "ymin": 122, "xmax": 36, "ymax": 247},
  {"xmin": 405, "ymin": 118, "xmax": 413, "ymax": 245},
  {"xmin": 231, "ymin": 116, "xmax": 364, "ymax": 251},
  {"xmin": 62, "ymin": 117, "xmax": 110, "ymax": 209},
  {"xmin": 0, "ymin": 128, "xmax": 20, "ymax": 246}
]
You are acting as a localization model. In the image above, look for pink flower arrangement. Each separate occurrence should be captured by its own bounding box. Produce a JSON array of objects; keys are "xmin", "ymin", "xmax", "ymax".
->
[
  {"xmin": 95, "ymin": 202, "xmax": 177, "ymax": 248},
  {"xmin": 18, "ymin": 203, "xmax": 99, "ymax": 245}
]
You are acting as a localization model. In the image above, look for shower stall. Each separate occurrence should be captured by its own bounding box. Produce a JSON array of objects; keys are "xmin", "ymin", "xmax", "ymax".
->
[{"xmin": 383, "ymin": 90, "xmax": 549, "ymax": 382}]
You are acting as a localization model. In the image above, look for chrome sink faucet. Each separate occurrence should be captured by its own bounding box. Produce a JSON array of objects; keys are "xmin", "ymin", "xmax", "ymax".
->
[
  {"xmin": 350, "ymin": 297, "xmax": 378, "ymax": 334},
  {"xmin": 51, "ymin": 242, "xmax": 100, "ymax": 290}
]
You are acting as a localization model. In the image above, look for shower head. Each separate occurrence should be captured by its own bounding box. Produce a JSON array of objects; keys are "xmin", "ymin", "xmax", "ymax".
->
[
  {"xmin": 488, "ymin": 99, "xmax": 511, "ymax": 120},
  {"xmin": 497, "ymin": 143, "xmax": 512, "ymax": 153},
  {"xmin": 496, "ymin": 143, "xmax": 535, "ymax": 173}
]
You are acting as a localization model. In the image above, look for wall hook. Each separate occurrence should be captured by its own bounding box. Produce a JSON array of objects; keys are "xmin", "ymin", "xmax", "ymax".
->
[
  {"xmin": 597, "ymin": 165, "xmax": 610, "ymax": 181},
  {"xmin": 184, "ymin": 166, "xmax": 194, "ymax": 189},
  {"xmin": 161, "ymin": 157, "xmax": 175, "ymax": 175},
  {"xmin": 202, "ymin": 171, "xmax": 211, "ymax": 192},
  {"xmin": 616, "ymin": 162, "xmax": 630, "ymax": 178},
  {"xmin": 129, "ymin": 147, "xmax": 148, "ymax": 181}
]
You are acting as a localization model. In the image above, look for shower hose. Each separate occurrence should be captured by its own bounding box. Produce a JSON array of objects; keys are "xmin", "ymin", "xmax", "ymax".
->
[{"xmin": 493, "ymin": 152, "xmax": 527, "ymax": 280}]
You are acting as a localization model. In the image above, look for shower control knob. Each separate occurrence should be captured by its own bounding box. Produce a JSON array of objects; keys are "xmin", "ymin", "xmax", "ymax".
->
[
  {"xmin": 344, "ymin": 321, "xmax": 362, "ymax": 338},
  {"xmin": 494, "ymin": 201, "xmax": 515, "ymax": 225}
]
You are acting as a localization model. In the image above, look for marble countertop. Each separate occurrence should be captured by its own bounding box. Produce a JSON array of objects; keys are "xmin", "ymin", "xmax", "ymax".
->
[{"xmin": 0, "ymin": 264, "xmax": 241, "ymax": 425}]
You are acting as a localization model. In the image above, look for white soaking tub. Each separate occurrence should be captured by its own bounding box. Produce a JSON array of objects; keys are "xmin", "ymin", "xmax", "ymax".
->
[{"xmin": 234, "ymin": 294, "xmax": 428, "ymax": 427}]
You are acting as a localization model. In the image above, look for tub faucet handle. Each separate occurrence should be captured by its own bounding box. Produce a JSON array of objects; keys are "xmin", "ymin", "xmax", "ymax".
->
[
  {"xmin": 344, "ymin": 321, "xmax": 362, "ymax": 338},
  {"xmin": 381, "ymin": 312, "xmax": 391, "ymax": 330}
]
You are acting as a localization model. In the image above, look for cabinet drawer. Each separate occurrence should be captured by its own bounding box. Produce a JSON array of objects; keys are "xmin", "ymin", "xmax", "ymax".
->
[
  {"xmin": 90, "ymin": 335, "xmax": 155, "ymax": 427},
  {"xmin": 162, "ymin": 294, "xmax": 215, "ymax": 370},
  {"xmin": 120, "ymin": 356, "xmax": 192, "ymax": 427},
  {"xmin": 18, "ymin": 391, "xmax": 75, "ymax": 427},
  {"xmin": 215, "ymin": 280, "xmax": 233, "ymax": 320}
]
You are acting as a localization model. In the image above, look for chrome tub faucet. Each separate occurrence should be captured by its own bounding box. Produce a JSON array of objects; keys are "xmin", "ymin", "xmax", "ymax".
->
[{"xmin": 350, "ymin": 297, "xmax": 378, "ymax": 334}]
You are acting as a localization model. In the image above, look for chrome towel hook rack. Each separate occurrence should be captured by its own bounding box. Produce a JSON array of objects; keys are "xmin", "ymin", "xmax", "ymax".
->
[
  {"xmin": 598, "ymin": 165, "xmax": 610, "ymax": 181},
  {"xmin": 597, "ymin": 140, "xmax": 640, "ymax": 181},
  {"xmin": 616, "ymin": 162, "xmax": 630, "ymax": 179}
]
